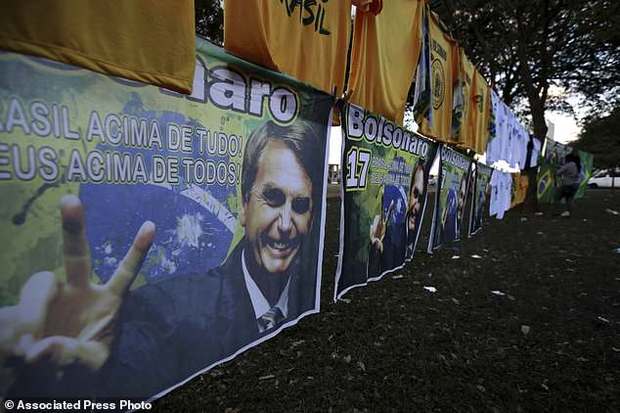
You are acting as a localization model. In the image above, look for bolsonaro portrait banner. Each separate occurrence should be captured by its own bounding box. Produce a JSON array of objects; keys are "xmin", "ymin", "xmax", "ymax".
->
[
  {"xmin": 468, "ymin": 162, "xmax": 492, "ymax": 237},
  {"xmin": 0, "ymin": 38, "xmax": 333, "ymax": 402},
  {"xmin": 537, "ymin": 139, "xmax": 572, "ymax": 203},
  {"xmin": 335, "ymin": 103, "xmax": 438, "ymax": 300},
  {"xmin": 428, "ymin": 145, "xmax": 472, "ymax": 252}
]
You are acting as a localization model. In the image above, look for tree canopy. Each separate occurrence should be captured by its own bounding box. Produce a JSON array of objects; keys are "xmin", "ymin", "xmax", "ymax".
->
[
  {"xmin": 573, "ymin": 107, "xmax": 620, "ymax": 169},
  {"xmin": 430, "ymin": 0, "xmax": 620, "ymax": 139},
  {"xmin": 428, "ymin": 0, "xmax": 620, "ymax": 209},
  {"xmin": 195, "ymin": 0, "xmax": 223, "ymax": 45}
]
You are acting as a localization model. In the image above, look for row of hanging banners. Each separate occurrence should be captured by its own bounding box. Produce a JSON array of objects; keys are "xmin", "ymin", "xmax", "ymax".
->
[
  {"xmin": 0, "ymin": 39, "xmax": 334, "ymax": 401},
  {"xmin": 334, "ymin": 107, "xmax": 534, "ymax": 299},
  {"xmin": 0, "ymin": 42, "xmax": 594, "ymax": 404}
]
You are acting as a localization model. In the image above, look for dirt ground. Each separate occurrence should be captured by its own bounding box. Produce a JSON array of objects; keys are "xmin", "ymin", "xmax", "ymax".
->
[{"xmin": 153, "ymin": 189, "xmax": 620, "ymax": 412}]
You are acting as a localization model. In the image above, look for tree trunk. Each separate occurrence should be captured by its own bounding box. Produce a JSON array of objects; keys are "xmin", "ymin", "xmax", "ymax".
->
[
  {"xmin": 524, "ymin": 104, "xmax": 548, "ymax": 212},
  {"xmin": 516, "ymin": 35, "xmax": 548, "ymax": 213}
]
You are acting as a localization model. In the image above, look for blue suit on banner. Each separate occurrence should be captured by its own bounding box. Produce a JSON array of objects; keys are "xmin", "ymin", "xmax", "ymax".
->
[
  {"xmin": 8, "ymin": 239, "xmax": 314, "ymax": 400},
  {"xmin": 441, "ymin": 188, "xmax": 459, "ymax": 242}
]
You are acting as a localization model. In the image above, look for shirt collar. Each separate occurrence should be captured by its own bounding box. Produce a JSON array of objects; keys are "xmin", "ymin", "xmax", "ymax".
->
[{"xmin": 241, "ymin": 249, "xmax": 290, "ymax": 320}]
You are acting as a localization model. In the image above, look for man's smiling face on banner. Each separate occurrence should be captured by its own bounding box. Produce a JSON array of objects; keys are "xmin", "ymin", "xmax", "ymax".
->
[
  {"xmin": 241, "ymin": 140, "xmax": 313, "ymax": 275},
  {"xmin": 458, "ymin": 175, "xmax": 467, "ymax": 219},
  {"xmin": 408, "ymin": 165, "xmax": 425, "ymax": 233}
]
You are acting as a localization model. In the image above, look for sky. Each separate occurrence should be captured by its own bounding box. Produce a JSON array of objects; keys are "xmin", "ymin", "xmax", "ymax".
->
[
  {"xmin": 545, "ymin": 88, "xmax": 584, "ymax": 144},
  {"xmin": 547, "ymin": 112, "xmax": 581, "ymax": 144}
]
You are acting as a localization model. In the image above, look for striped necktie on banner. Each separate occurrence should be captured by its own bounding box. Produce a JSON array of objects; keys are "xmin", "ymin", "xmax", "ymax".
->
[{"xmin": 257, "ymin": 307, "xmax": 285, "ymax": 333}]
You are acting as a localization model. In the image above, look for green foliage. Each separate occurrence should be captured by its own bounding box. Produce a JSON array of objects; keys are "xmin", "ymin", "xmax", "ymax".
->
[
  {"xmin": 573, "ymin": 106, "xmax": 620, "ymax": 169},
  {"xmin": 195, "ymin": 0, "xmax": 224, "ymax": 45},
  {"xmin": 431, "ymin": 0, "xmax": 620, "ymax": 128}
]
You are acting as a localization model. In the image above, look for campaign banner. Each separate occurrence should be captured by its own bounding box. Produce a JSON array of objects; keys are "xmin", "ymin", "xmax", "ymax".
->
[
  {"xmin": 536, "ymin": 161, "xmax": 556, "ymax": 203},
  {"xmin": 510, "ymin": 172, "xmax": 529, "ymax": 208},
  {"xmin": 470, "ymin": 68, "xmax": 490, "ymax": 155},
  {"xmin": 0, "ymin": 38, "xmax": 334, "ymax": 401},
  {"xmin": 428, "ymin": 145, "xmax": 472, "ymax": 251},
  {"xmin": 417, "ymin": 11, "xmax": 457, "ymax": 141},
  {"xmin": 411, "ymin": 5, "xmax": 432, "ymax": 127},
  {"xmin": 452, "ymin": 49, "xmax": 475, "ymax": 149},
  {"xmin": 537, "ymin": 139, "xmax": 572, "ymax": 203},
  {"xmin": 575, "ymin": 150, "xmax": 593, "ymax": 199},
  {"xmin": 335, "ymin": 103, "xmax": 438, "ymax": 300},
  {"xmin": 468, "ymin": 162, "xmax": 492, "ymax": 237}
]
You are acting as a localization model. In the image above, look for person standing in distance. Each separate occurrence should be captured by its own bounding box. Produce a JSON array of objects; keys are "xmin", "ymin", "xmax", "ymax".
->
[{"xmin": 554, "ymin": 152, "xmax": 581, "ymax": 217}]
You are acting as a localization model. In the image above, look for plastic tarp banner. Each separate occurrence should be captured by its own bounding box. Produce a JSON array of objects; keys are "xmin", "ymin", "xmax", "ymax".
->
[
  {"xmin": 0, "ymin": 38, "xmax": 334, "ymax": 401},
  {"xmin": 335, "ymin": 103, "xmax": 438, "ymax": 300},
  {"xmin": 537, "ymin": 139, "xmax": 572, "ymax": 203},
  {"xmin": 510, "ymin": 172, "xmax": 529, "ymax": 208},
  {"xmin": 452, "ymin": 49, "xmax": 475, "ymax": 149},
  {"xmin": 470, "ymin": 69, "xmax": 490, "ymax": 155},
  {"xmin": 468, "ymin": 162, "xmax": 492, "ymax": 237},
  {"xmin": 428, "ymin": 145, "xmax": 472, "ymax": 251},
  {"xmin": 575, "ymin": 150, "xmax": 593, "ymax": 199},
  {"xmin": 411, "ymin": 6, "xmax": 432, "ymax": 128}
]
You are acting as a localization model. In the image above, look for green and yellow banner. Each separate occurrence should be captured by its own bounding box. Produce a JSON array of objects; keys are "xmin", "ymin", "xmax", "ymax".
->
[
  {"xmin": 0, "ymin": 38, "xmax": 333, "ymax": 401},
  {"xmin": 335, "ymin": 103, "xmax": 438, "ymax": 299},
  {"xmin": 468, "ymin": 162, "xmax": 492, "ymax": 236},
  {"xmin": 428, "ymin": 145, "xmax": 472, "ymax": 251}
]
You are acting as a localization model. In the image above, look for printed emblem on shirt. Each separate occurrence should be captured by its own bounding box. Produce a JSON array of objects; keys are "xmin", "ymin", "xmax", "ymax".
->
[{"xmin": 431, "ymin": 58, "xmax": 445, "ymax": 110}]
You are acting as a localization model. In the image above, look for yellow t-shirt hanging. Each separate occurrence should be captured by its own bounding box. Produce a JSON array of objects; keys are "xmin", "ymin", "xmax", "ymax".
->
[
  {"xmin": 470, "ymin": 69, "xmax": 491, "ymax": 155},
  {"xmin": 0, "ymin": 1, "xmax": 195, "ymax": 93},
  {"xmin": 224, "ymin": 0, "xmax": 351, "ymax": 96},
  {"xmin": 418, "ymin": 11, "xmax": 457, "ymax": 141},
  {"xmin": 511, "ymin": 172, "xmax": 529, "ymax": 208},
  {"xmin": 453, "ymin": 49, "xmax": 475, "ymax": 149},
  {"xmin": 348, "ymin": 0, "xmax": 424, "ymax": 125}
]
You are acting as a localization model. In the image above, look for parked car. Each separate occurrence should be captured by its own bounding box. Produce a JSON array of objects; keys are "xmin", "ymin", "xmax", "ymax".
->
[{"xmin": 588, "ymin": 168, "xmax": 620, "ymax": 188}]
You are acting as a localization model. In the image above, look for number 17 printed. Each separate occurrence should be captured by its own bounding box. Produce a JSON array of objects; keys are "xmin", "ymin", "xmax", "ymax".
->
[{"xmin": 345, "ymin": 147, "xmax": 371, "ymax": 191}]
